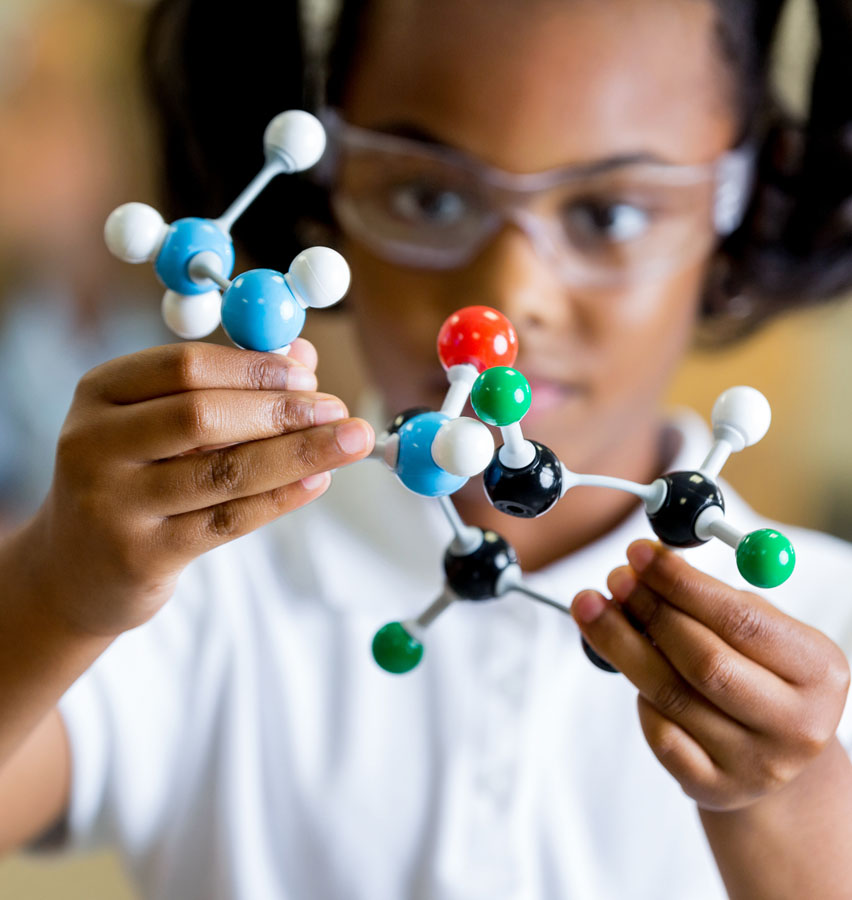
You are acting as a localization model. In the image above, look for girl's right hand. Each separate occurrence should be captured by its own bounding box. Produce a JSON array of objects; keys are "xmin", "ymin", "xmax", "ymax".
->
[{"xmin": 29, "ymin": 338, "xmax": 374, "ymax": 638}]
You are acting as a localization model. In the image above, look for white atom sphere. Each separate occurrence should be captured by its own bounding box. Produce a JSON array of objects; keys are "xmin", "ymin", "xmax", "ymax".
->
[
  {"xmin": 264, "ymin": 110, "xmax": 326, "ymax": 172},
  {"xmin": 161, "ymin": 289, "xmax": 222, "ymax": 339},
  {"xmin": 711, "ymin": 385, "xmax": 771, "ymax": 449},
  {"xmin": 104, "ymin": 202, "xmax": 168, "ymax": 263},
  {"xmin": 432, "ymin": 417, "xmax": 494, "ymax": 477},
  {"xmin": 289, "ymin": 246, "xmax": 351, "ymax": 308}
]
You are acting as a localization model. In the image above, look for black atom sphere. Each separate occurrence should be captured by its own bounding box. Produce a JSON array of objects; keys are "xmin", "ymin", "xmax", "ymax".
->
[
  {"xmin": 483, "ymin": 441, "xmax": 563, "ymax": 518},
  {"xmin": 581, "ymin": 637, "xmax": 619, "ymax": 673},
  {"xmin": 443, "ymin": 530, "xmax": 519, "ymax": 601},
  {"xmin": 647, "ymin": 470, "xmax": 725, "ymax": 548}
]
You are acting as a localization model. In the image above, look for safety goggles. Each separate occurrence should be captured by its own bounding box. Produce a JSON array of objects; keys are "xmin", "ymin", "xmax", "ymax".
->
[{"xmin": 315, "ymin": 109, "xmax": 753, "ymax": 289}]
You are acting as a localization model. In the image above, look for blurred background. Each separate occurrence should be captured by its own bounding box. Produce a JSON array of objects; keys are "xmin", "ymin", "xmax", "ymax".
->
[
  {"xmin": 0, "ymin": 0, "xmax": 170, "ymax": 536},
  {"xmin": 0, "ymin": 0, "xmax": 848, "ymax": 896}
]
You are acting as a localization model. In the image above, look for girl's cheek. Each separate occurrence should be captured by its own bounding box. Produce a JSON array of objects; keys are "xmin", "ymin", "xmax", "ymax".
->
[{"xmin": 602, "ymin": 264, "xmax": 705, "ymax": 332}]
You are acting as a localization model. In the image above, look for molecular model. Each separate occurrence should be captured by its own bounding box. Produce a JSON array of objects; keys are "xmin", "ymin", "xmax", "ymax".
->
[
  {"xmin": 104, "ymin": 110, "xmax": 350, "ymax": 351},
  {"xmin": 102, "ymin": 112, "xmax": 796, "ymax": 680},
  {"xmin": 368, "ymin": 306, "xmax": 796, "ymax": 675}
]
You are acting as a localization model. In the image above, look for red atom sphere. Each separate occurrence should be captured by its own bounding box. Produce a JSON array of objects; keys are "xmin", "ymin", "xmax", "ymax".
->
[{"xmin": 436, "ymin": 306, "xmax": 518, "ymax": 372}]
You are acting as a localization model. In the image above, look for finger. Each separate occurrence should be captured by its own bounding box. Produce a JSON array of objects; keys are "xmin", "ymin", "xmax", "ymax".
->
[
  {"xmin": 137, "ymin": 418, "xmax": 374, "ymax": 516},
  {"xmin": 79, "ymin": 342, "xmax": 318, "ymax": 405},
  {"xmin": 109, "ymin": 390, "xmax": 348, "ymax": 460},
  {"xmin": 625, "ymin": 540, "xmax": 822, "ymax": 683},
  {"xmin": 572, "ymin": 590, "xmax": 749, "ymax": 768},
  {"xmin": 156, "ymin": 470, "xmax": 333, "ymax": 558},
  {"xmin": 608, "ymin": 566, "xmax": 799, "ymax": 731},
  {"xmin": 636, "ymin": 695, "xmax": 725, "ymax": 808},
  {"xmin": 285, "ymin": 337, "xmax": 318, "ymax": 373}
]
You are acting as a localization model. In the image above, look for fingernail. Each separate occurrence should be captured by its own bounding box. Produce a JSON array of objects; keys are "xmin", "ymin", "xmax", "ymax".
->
[
  {"xmin": 301, "ymin": 472, "xmax": 330, "ymax": 491},
  {"xmin": 336, "ymin": 420, "xmax": 371, "ymax": 455},
  {"xmin": 609, "ymin": 569, "xmax": 637, "ymax": 602},
  {"xmin": 574, "ymin": 590, "xmax": 608, "ymax": 624},
  {"xmin": 314, "ymin": 400, "xmax": 346, "ymax": 425},
  {"xmin": 627, "ymin": 541, "xmax": 656, "ymax": 573},
  {"xmin": 286, "ymin": 366, "xmax": 317, "ymax": 391}
]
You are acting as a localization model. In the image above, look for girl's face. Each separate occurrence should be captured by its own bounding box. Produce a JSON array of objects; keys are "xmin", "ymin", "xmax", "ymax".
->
[{"xmin": 339, "ymin": 0, "xmax": 739, "ymax": 472}]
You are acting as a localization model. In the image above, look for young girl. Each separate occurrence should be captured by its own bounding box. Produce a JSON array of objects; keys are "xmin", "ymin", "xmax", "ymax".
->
[{"xmin": 2, "ymin": 0, "xmax": 852, "ymax": 897}]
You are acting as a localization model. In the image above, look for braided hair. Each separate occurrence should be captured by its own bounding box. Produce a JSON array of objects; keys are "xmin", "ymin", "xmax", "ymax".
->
[{"xmin": 142, "ymin": 0, "xmax": 852, "ymax": 343}]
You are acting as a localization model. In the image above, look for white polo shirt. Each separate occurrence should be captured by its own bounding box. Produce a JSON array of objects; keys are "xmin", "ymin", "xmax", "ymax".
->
[{"xmin": 54, "ymin": 411, "xmax": 852, "ymax": 900}]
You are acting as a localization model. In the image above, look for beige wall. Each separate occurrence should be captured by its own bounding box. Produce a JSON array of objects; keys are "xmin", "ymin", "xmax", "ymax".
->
[
  {"xmin": 0, "ymin": 852, "xmax": 137, "ymax": 899},
  {"xmin": 669, "ymin": 300, "xmax": 852, "ymax": 534}
]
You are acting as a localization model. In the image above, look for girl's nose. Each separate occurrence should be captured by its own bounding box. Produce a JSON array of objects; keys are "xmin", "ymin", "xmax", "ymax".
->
[{"xmin": 455, "ymin": 223, "xmax": 575, "ymax": 336}]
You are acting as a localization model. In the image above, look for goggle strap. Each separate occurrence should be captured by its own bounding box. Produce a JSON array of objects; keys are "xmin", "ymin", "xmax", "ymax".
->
[{"xmin": 714, "ymin": 146, "xmax": 756, "ymax": 236}]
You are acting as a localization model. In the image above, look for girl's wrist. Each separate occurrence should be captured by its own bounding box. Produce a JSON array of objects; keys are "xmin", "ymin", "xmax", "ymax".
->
[
  {"xmin": 0, "ymin": 514, "xmax": 117, "ymax": 767},
  {"xmin": 697, "ymin": 736, "xmax": 850, "ymax": 854},
  {"xmin": 698, "ymin": 734, "xmax": 843, "ymax": 820},
  {"xmin": 697, "ymin": 738, "xmax": 852, "ymax": 900},
  {"xmin": 2, "ymin": 512, "xmax": 103, "ymax": 639},
  {"xmin": 15, "ymin": 499, "xmax": 175, "ymax": 639}
]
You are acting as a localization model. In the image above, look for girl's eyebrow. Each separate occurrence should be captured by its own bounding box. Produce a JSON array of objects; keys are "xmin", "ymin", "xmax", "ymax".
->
[{"xmin": 372, "ymin": 119, "xmax": 673, "ymax": 169}]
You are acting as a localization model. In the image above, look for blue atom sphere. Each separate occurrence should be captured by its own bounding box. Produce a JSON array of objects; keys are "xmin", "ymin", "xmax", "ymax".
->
[
  {"xmin": 220, "ymin": 268, "xmax": 307, "ymax": 352},
  {"xmin": 396, "ymin": 411, "xmax": 468, "ymax": 497},
  {"xmin": 154, "ymin": 217, "xmax": 235, "ymax": 295}
]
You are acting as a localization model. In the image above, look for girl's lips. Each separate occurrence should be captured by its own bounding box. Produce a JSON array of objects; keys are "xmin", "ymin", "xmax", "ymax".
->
[
  {"xmin": 526, "ymin": 377, "xmax": 584, "ymax": 418},
  {"xmin": 410, "ymin": 373, "xmax": 584, "ymax": 421}
]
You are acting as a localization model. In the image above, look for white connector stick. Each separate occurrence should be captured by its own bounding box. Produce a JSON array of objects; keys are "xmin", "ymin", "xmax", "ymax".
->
[
  {"xmin": 693, "ymin": 505, "xmax": 743, "ymax": 549},
  {"xmin": 440, "ymin": 364, "xmax": 479, "ymax": 418},
  {"xmin": 437, "ymin": 496, "xmax": 483, "ymax": 554},
  {"xmin": 215, "ymin": 111, "xmax": 328, "ymax": 233},
  {"xmin": 215, "ymin": 160, "xmax": 287, "ymax": 234},
  {"xmin": 188, "ymin": 251, "xmax": 232, "ymax": 291},
  {"xmin": 404, "ymin": 588, "xmax": 457, "ymax": 638},
  {"xmin": 498, "ymin": 423, "xmax": 536, "ymax": 468},
  {"xmin": 699, "ymin": 438, "xmax": 734, "ymax": 479},
  {"xmin": 369, "ymin": 433, "xmax": 400, "ymax": 470},
  {"xmin": 498, "ymin": 567, "xmax": 573, "ymax": 615},
  {"xmin": 559, "ymin": 464, "xmax": 668, "ymax": 513}
]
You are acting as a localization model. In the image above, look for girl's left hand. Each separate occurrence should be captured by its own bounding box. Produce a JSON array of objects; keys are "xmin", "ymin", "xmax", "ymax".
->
[{"xmin": 572, "ymin": 539, "xmax": 851, "ymax": 812}]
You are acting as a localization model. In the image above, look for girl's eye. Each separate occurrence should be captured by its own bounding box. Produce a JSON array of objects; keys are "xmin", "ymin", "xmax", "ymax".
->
[
  {"xmin": 561, "ymin": 201, "xmax": 651, "ymax": 244},
  {"xmin": 387, "ymin": 181, "xmax": 467, "ymax": 225}
]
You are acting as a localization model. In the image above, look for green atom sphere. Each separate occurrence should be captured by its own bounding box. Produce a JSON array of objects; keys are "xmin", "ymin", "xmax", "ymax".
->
[
  {"xmin": 470, "ymin": 366, "xmax": 532, "ymax": 426},
  {"xmin": 372, "ymin": 622, "xmax": 424, "ymax": 674},
  {"xmin": 736, "ymin": 529, "xmax": 796, "ymax": 588}
]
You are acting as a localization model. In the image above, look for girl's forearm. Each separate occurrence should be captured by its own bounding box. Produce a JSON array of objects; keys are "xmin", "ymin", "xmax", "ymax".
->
[
  {"xmin": 0, "ymin": 514, "xmax": 114, "ymax": 768},
  {"xmin": 700, "ymin": 737, "xmax": 852, "ymax": 900}
]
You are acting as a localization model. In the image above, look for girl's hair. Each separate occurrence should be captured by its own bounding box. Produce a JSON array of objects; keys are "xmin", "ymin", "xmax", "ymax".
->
[{"xmin": 143, "ymin": 0, "xmax": 852, "ymax": 343}]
